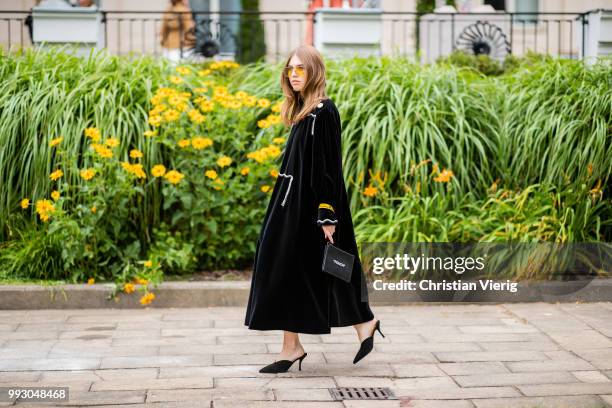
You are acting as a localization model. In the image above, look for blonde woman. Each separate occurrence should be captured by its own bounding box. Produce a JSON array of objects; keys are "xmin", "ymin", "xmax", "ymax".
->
[{"xmin": 244, "ymin": 44, "xmax": 383, "ymax": 373}]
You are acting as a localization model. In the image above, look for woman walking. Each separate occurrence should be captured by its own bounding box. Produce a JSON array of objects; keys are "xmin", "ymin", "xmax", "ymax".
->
[
  {"xmin": 244, "ymin": 44, "xmax": 384, "ymax": 373},
  {"xmin": 159, "ymin": 0, "xmax": 196, "ymax": 62}
]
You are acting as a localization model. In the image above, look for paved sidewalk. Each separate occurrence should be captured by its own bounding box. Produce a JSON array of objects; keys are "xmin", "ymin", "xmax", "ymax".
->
[{"xmin": 1, "ymin": 303, "xmax": 612, "ymax": 407}]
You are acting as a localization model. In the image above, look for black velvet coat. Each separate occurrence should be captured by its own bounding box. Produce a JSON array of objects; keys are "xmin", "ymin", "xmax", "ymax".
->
[{"xmin": 244, "ymin": 97, "xmax": 374, "ymax": 334}]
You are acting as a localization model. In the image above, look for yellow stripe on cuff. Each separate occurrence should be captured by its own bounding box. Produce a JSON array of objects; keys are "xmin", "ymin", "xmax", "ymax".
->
[{"xmin": 318, "ymin": 203, "xmax": 335, "ymax": 212}]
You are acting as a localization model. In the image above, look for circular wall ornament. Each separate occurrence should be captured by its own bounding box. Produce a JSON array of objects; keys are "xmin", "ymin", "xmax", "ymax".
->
[{"xmin": 455, "ymin": 20, "xmax": 511, "ymax": 61}]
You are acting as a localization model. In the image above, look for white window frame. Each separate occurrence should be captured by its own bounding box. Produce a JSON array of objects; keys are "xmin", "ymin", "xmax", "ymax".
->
[{"xmin": 508, "ymin": 0, "xmax": 540, "ymax": 25}]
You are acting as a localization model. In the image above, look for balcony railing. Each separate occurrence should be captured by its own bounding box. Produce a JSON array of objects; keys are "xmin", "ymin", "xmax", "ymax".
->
[{"xmin": 0, "ymin": 9, "xmax": 600, "ymax": 62}]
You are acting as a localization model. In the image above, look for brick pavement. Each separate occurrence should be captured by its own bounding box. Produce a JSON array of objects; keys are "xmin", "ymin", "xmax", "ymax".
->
[{"xmin": 1, "ymin": 303, "xmax": 611, "ymax": 407}]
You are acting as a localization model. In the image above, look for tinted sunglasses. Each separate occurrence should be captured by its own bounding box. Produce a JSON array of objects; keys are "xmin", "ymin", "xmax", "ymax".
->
[{"xmin": 284, "ymin": 65, "xmax": 305, "ymax": 77}]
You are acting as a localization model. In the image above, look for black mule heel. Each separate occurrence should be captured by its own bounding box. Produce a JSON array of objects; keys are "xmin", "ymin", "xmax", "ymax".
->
[
  {"xmin": 376, "ymin": 320, "xmax": 385, "ymax": 338},
  {"xmin": 259, "ymin": 352, "xmax": 308, "ymax": 373},
  {"xmin": 353, "ymin": 319, "xmax": 383, "ymax": 364}
]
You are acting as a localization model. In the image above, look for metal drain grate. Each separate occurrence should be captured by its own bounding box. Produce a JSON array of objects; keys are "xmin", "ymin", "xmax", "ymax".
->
[{"xmin": 329, "ymin": 387, "xmax": 397, "ymax": 400}]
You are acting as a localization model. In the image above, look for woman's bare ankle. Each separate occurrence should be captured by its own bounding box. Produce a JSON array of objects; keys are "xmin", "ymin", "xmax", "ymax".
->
[
  {"xmin": 279, "ymin": 343, "xmax": 305, "ymax": 360},
  {"xmin": 354, "ymin": 318, "xmax": 377, "ymax": 341}
]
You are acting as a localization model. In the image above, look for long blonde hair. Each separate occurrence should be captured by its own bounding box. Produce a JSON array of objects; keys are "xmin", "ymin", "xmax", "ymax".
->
[{"xmin": 280, "ymin": 45, "xmax": 328, "ymax": 126}]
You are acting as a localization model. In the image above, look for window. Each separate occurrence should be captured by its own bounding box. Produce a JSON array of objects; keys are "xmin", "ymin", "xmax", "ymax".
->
[{"xmin": 515, "ymin": 0, "xmax": 539, "ymax": 23}]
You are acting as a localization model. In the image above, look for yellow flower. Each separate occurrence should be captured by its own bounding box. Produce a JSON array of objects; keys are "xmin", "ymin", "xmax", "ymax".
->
[
  {"xmin": 199, "ymin": 100, "xmax": 215, "ymax": 112},
  {"xmin": 163, "ymin": 109, "xmax": 181, "ymax": 122},
  {"xmin": 143, "ymin": 130, "xmax": 157, "ymax": 137},
  {"xmin": 363, "ymin": 185, "xmax": 378, "ymax": 197},
  {"xmin": 191, "ymin": 137, "xmax": 213, "ymax": 149},
  {"xmin": 261, "ymin": 185, "xmax": 271, "ymax": 193},
  {"xmin": 197, "ymin": 69, "xmax": 211, "ymax": 76},
  {"xmin": 164, "ymin": 169, "xmax": 185, "ymax": 185},
  {"xmin": 148, "ymin": 115, "xmax": 163, "ymax": 127},
  {"xmin": 188, "ymin": 109, "xmax": 206, "ymax": 124},
  {"xmin": 49, "ymin": 169, "xmax": 63, "ymax": 181},
  {"xmin": 210, "ymin": 60, "xmax": 239, "ymax": 70},
  {"xmin": 139, "ymin": 292, "xmax": 155, "ymax": 305},
  {"xmin": 217, "ymin": 155, "xmax": 232, "ymax": 168},
  {"xmin": 433, "ymin": 168, "xmax": 454, "ymax": 183},
  {"xmin": 244, "ymin": 95, "xmax": 257, "ymax": 107},
  {"xmin": 246, "ymin": 151, "xmax": 263, "ymax": 163},
  {"xmin": 213, "ymin": 85, "xmax": 228, "ymax": 96},
  {"xmin": 178, "ymin": 139, "xmax": 191, "ymax": 148},
  {"xmin": 80, "ymin": 168, "xmax": 96, "ymax": 180},
  {"xmin": 144, "ymin": 260, "xmax": 153, "ymax": 268},
  {"xmin": 91, "ymin": 143, "xmax": 113, "ymax": 159},
  {"xmin": 273, "ymin": 137, "xmax": 286, "ymax": 144},
  {"xmin": 227, "ymin": 100, "xmax": 242, "ymax": 109},
  {"xmin": 121, "ymin": 162, "xmax": 147, "ymax": 179},
  {"xmin": 123, "ymin": 282, "xmax": 135, "ymax": 294},
  {"xmin": 270, "ymin": 169, "xmax": 279, "ymax": 178},
  {"xmin": 168, "ymin": 95, "xmax": 183, "ymax": 106},
  {"xmin": 132, "ymin": 164, "xmax": 147, "ymax": 179},
  {"xmin": 35, "ymin": 199, "xmax": 55, "ymax": 221},
  {"xmin": 130, "ymin": 149, "xmax": 143, "ymax": 159},
  {"xmin": 271, "ymin": 102, "xmax": 282, "ymax": 113},
  {"xmin": 240, "ymin": 167, "xmax": 250, "ymax": 176},
  {"xmin": 51, "ymin": 190, "xmax": 60, "ymax": 201},
  {"xmin": 105, "ymin": 137, "xmax": 120, "ymax": 148},
  {"xmin": 246, "ymin": 144, "xmax": 281, "ymax": 163},
  {"xmin": 134, "ymin": 277, "xmax": 149, "ymax": 285},
  {"xmin": 267, "ymin": 114, "xmax": 281, "ymax": 124},
  {"xmin": 84, "ymin": 127, "xmax": 101, "ymax": 142},
  {"xmin": 169, "ymin": 75, "xmax": 183, "ymax": 84},
  {"xmin": 49, "ymin": 136, "xmax": 63, "ymax": 147},
  {"xmin": 150, "ymin": 102, "xmax": 166, "ymax": 113},
  {"xmin": 175, "ymin": 66, "xmax": 191, "ymax": 75},
  {"xmin": 87, "ymin": 278, "xmax": 95, "ymax": 285},
  {"xmin": 91, "ymin": 206, "xmax": 97, "ymax": 213},
  {"xmin": 20, "ymin": 198, "xmax": 29, "ymax": 209},
  {"xmin": 257, "ymin": 98, "xmax": 271, "ymax": 108},
  {"xmin": 257, "ymin": 119, "xmax": 270, "ymax": 129},
  {"xmin": 205, "ymin": 169, "xmax": 218, "ymax": 180},
  {"xmin": 151, "ymin": 164, "xmax": 166, "ymax": 177}
]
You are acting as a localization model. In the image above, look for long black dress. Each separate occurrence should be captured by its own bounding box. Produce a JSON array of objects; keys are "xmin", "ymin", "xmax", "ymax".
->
[{"xmin": 244, "ymin": 97, "xmax": 374, "ymax": 335}]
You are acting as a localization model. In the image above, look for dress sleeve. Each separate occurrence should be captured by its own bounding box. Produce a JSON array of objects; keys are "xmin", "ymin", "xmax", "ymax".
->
[{"xmin": 310, "ymin": 107, "xmax": 342, "ymax": 227}]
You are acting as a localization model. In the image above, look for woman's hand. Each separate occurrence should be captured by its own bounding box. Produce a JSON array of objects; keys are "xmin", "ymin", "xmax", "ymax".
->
[{"xmin": 322, "ymin": 224, "xmax": 336, "ymax": 244}]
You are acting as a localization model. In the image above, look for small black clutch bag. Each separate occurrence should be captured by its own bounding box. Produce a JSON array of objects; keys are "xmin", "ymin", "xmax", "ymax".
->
[{"xmin": 322, "ymin": 241, "xmax": 354, "ymax": 283}]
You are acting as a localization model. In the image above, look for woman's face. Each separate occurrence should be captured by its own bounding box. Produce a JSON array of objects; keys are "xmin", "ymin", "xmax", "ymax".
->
[{"xmin": 287, "ymin": 54, "xmax": 306, "ymax": 93}]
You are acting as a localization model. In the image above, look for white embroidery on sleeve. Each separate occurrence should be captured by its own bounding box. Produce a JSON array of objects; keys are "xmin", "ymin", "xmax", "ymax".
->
[
  {"xmin": 309, "ymin": 113, "xmax": 317, "ymax": 135},
  {"xmin": 278, "ymin": 173, "xmax": 293, "ymax": 207}
]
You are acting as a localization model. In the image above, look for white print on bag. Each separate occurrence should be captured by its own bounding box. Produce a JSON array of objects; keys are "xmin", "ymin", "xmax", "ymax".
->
[
  {"xmin": 278, "ymin": 173, "xmax": 293, "ymax": 207},
  {"xmin": 333, "ymin": 259, "xmax": 346, "ymax": 267}
]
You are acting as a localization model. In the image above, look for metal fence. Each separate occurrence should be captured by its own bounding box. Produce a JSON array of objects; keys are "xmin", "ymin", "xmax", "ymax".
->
[{"xmin": 0, "ymin": 9, "xmax": 597, "ymax": 62}]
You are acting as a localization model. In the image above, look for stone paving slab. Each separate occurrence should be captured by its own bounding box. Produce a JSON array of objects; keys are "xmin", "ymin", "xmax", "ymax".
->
[{"xmin": 0, "ymin": 303, "xmax": 611, "ymax": 407}]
